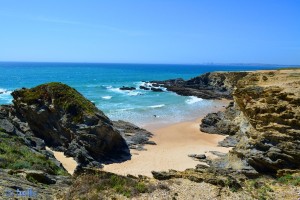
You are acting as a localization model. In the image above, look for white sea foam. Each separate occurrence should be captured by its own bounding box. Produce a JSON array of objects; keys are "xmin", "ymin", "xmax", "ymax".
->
[
  {"xmin": 0, "ymin": 88, "xmax": 12, "ymax": 95},
  {"xmin": 102, "ymin": 96, "xmax": 112, "ymax": 100},
  {"xmin": 117, "ymin": 108, "xmax": 135, "ymax": 111},
  {"xmin": 108, "ymin": 87, "xmax": 123, "ymax": 93},
  {"xmin": 148, "ymin": 104, "xmax": 165, "ymax": 108},
  {"xmin": 185, "ymin": 96, "xmax": 203, "ymax": 104},
  {"xmin": 0, "ymin": 88, "xmax": 13, "ymax": 103},
  {"xmin": 128, "ymin": 91, "xmax": 143, "ymax": 96}
]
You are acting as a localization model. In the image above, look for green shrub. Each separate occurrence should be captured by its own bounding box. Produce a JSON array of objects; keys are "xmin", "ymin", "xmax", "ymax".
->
[{"xmin": 278, "ymin": 174, "xmax": 300, "ymax": 186}]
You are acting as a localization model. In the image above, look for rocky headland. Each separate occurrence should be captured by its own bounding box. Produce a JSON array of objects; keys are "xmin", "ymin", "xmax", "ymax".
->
[{"xmin": 151, "ymin": 71, "xmax": 249, "ymax": 99}]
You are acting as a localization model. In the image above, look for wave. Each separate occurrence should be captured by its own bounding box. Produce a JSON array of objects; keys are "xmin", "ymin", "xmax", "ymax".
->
[
  {"xmin": 0, "ymin": 88, "xmax": 13, "ymax": 104},
  {"xmin": 0, "ymin": 88, "xmax": 12, "ymax": 95},
  {"xmin": 185, "ymin": 96, "xmax": 203, "ymax": 104},
  {"xmin": 128, "ymin": 91, "xmax": 143, "ymax": 96},
  {"xmin": 148, "ymin": 104, "xmax": 165, "ymax": 108},
  {"xmin": 102, "ymin": 96, "xmax": 112, "ymax": 100}
]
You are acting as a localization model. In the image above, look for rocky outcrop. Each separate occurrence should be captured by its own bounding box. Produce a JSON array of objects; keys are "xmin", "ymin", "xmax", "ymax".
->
[
  {"xmin": 152, "ymin": 168, "xmax": 242, "ymax": 190},
  {"xmin": 112, "ymin": 120, "xmax": 156, "ymax": 150},
  {"xmin": 200, "ymin": 69, "xmax": 300, "ymax": 175},
  {"xmin": 231, "ymin": 70, "xmax": 300, "ymax": 174},
  {"xmin": 10, "ymin": 82, "xmax": 130, "ymax": 167},
  {"xmin": 151, "ymin": 72, "xmax": 249, "ymax": 99}
]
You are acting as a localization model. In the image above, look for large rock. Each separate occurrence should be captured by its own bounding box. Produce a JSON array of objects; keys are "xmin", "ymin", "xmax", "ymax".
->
[
  {"xmin": 11, "ymin": 82, "xmax": 130, "ymax": 167},
  {"xmin": 112, "ymin": 120, "xmax": 155, "ymax": 151},
  {"xmin": 231, "ymin": 70, "xmax": 300, "ymax": 174}
]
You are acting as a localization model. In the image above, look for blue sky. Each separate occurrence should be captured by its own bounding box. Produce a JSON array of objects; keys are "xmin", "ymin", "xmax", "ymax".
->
[{"xmin": 0, "ymin": 0, "xmax": 299, "ymax": 64}]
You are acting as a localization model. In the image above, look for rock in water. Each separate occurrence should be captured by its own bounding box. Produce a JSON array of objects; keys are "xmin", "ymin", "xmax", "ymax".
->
[
  {"xmin": 11, "ymin": 82, "xmax": 130, "ymax": 167},
  {"xmin": 120, "ymin": 86, "xmax": 136, "ymax": 90}
]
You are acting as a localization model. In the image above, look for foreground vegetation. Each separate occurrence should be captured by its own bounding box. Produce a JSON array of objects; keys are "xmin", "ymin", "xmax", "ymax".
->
[
  {"xmin": 0, "ymin": 131, "xmax": 67, "ymax": 176},
  {"xmin": 63, "ymin": 170, "xmax": 170, "ymax": 199}
]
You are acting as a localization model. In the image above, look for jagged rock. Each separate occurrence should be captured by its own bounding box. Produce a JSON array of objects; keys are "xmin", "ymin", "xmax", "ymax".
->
[
  {"xmin": 231, "ymin": 70, "xmax": 300, "ymax": 174},
  {"xmin": 120, "ymin": 86, "xmax": 136, "ymax": 90},
  {"xmin": 112, "ymin": 120, "xmax": 154, "ymax": 150},
  {"xmin": 200, "ymin": 101, "xmax": 240, "ymax": 136},
  {"xmin": 10, "ymin": 82, "xmax": 130, "ymax": 167},
  {"xmin": 200, "ymin": 69, "xmax": 300, "ymax": 175}
]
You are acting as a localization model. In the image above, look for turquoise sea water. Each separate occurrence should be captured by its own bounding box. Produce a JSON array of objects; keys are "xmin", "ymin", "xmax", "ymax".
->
[{"xmin": 0, "ymin": 62, "xmax": 281, "ymax": 127}]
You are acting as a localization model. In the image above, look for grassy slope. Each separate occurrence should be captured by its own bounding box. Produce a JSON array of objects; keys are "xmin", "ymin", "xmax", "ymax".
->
[{"xmin": 0, "ymin": 131, "xmax": 68, "ymax": 176}]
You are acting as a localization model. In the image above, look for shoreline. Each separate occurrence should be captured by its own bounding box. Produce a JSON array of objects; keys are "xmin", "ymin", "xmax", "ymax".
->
[
  {"xmin": 103, "ymin": 99, "xmax": 231, "ymax": 177},
  {"xmin": 141, "ymin": 99, "xmax": 230, "ymax": 131}
]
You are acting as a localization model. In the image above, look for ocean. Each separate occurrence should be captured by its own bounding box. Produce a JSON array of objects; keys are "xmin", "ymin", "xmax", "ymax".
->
[{"xmin": 0, "ymin": 62, "xmax": 281, "ymax": 127}]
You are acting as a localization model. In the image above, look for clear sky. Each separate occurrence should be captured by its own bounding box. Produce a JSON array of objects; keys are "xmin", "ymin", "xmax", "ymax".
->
[{"xmin": 0, "ymin": 0, "xmax": 299, "ymax": 65}]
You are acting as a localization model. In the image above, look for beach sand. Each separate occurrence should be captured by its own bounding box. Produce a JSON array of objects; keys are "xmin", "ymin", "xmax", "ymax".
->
[
  {"xmin": 46, "ymin": 100, "xmax": 231, "ymax": 177},
  {"xmin": 103, "ymin": 100, "xmax": 231, "ymax": 177},
  {"xmin": 46, "ymin": 147, "xmax": 77, "ymax": 175}
]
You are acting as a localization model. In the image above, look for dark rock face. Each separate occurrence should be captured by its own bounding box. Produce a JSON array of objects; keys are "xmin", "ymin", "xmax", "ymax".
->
[
  {"xmin": 151, "ymin": 72, "xmax": 249, "ymax": 99},
  {"xmin": 10, "ymin": 82, "xmax": 130, "ymax": 167},
  {"xmin": 112, "ymin": 120, "xmax": 155, "ymax": 151},
  {"xmin": 200, "ymin": 101, "xmax": 241, "ymax": 148},
  {"xmin": 120, "ymin": 86, "xmax": 136, "ymax": 90}
]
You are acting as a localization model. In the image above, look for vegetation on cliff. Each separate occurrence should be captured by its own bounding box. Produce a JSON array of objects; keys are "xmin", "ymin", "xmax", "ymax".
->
[
  {"xmin": 0, "ymin": 131, "xmax": 67, "ymax": 175},
  {"xmin": 13, "ymin": 82, "xmax": 97, "ymax": 123}
]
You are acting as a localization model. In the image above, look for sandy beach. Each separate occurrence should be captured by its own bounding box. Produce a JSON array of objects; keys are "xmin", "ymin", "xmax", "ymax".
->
[
  {"xmin": 103, "ymin": 100, "xmax": 231, "ymax": 177},
  {"xmin": 46, "ymin": 147, "xmax": 77, "ymax": 175}
]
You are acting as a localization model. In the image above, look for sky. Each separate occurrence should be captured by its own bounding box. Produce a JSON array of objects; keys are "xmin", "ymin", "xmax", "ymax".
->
[{"xmin": 0, "ymin": 0, "xmax": 299, "ymax": 65}]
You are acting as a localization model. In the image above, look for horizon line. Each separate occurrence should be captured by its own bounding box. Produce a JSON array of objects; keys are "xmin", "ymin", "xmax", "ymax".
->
[{"xmin": 0, "ymin": 60, "xmax": 298, "ymax": 67}]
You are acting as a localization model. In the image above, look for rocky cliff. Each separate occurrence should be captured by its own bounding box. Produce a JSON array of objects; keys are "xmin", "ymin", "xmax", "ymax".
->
[
  {"xmin": 151, "ymin": 72, "xmax": 249, "ymax": 99},
  {"xmin": 201, "ymin": 69, "xmax": 300, "ymax": 175}
]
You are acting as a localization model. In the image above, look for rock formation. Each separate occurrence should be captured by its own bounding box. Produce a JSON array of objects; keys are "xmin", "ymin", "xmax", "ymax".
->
[
  {"xmin": 201, "ymin": 69, "xmax": 300, "ymax": 175},
  {"xmin": 151, "ymin": 72, "xmax": 249, "ymax": 99},
  {"xmin": 9, "ymin": 82, "xmax": 130, "ymax": 167}
]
